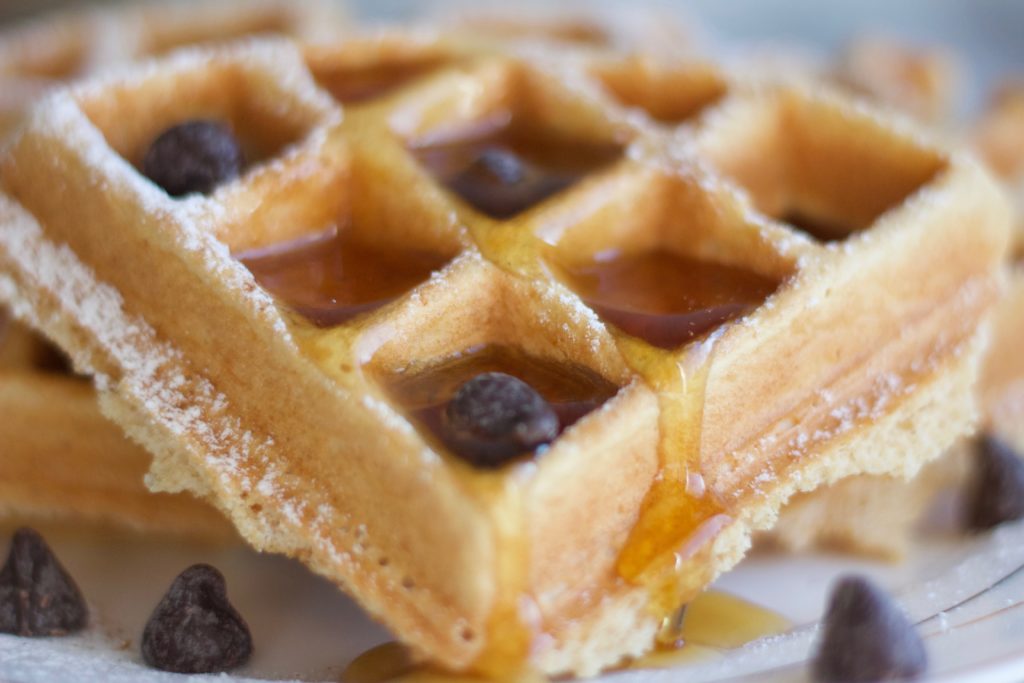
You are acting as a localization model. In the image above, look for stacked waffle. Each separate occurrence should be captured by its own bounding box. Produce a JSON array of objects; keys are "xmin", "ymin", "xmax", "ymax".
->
[
  {"xmin": 0, "ymin": 6, "xmax": 1016, "ymax": 679},
  {"xmin": 0, "ymin": 0, "xmax": 345, "ymax": 538},
  {"xmin": 767, "ymin": 39, "xmax": 1024, "ymax": 558}
]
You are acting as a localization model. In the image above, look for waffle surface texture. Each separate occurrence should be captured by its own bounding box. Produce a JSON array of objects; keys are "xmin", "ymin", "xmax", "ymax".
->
[
  {"xmin": 0, "ymin": 0, "xmax": 349, "ymax": 539},
  {"xmin": 0, "ymin": 31, "xmax": 1011, "ymax": 677}
]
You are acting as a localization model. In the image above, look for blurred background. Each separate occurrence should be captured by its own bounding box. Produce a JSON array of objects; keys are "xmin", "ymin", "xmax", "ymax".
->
[{"xmin": 0, "ymin": 0, "xmax": 1021, "ymax": 118}]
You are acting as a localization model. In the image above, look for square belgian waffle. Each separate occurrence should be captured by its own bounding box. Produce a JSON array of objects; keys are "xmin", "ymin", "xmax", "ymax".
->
[
  {"xmin": 766, "ymin": 70, "xmax": 1024, "ymax": 559},
  {"xmin": 0, "ymin": 32, "xmax": 1011, "ymax": 676},
  {"xmin": 0, "ymin": 0, "xmax": 345, "ymax": 137},
  {"xmin": 0, "ymin": 311, "xmax": 232, "ymax": 540},
  {"xmin": 0, "ymin": 0, "xmax": 346, "ymax": 540}
]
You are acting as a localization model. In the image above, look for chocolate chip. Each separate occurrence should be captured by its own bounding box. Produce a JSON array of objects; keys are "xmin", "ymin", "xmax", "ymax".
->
[
  {"xmin": 141, "ymin": 564, "xmax": 252, "ymax": 674},
  {"xmin": 142, "ymin": 120, "xmax": 244, "ymax": 197},
  {"xmin": 811, "ymin": 575, "xmax": 927, "ymax": 683},
  {"xmin": 444, "ymin": 372, "xmax": 559, "ymax": 468},
  {"xmin": 448, "ymin": 147, "xmax": 570, "ymax": 219},
  {"xmin": 965, "ymin": 434, "xmax": 1024, "ymax": 531},
  {"xmin": 0, "ymin": 528, "xmax": 88, "ymax": 637}
]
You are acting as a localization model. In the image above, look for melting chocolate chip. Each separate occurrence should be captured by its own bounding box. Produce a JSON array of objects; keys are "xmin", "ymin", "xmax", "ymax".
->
[
  {"xmin": 448, "ymin": 147, "xmax": 570, "ymax": 219},
  {"xmin": 0, "ymin": 527, "xmax": 88, "ymax": 637},
  {"xmin": 444, "ymin": 372, "xmax": 559, "ymax": 468},
  {"xmin": 811, "ymin": 575, "xmax": 927, "ymax": 683},
  {"xmin": 141, "ymin": 564, "xmax": 252, "ymax": 674},
  {"xmin": 142, "ymin": 120, "xmax": 244, "ymax": 197},
  {"xmin": 966, "ymin": 434, "xmax": 1024, "ymax": 531}
]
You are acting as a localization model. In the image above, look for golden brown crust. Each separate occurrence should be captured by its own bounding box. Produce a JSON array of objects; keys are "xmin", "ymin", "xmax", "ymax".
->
[
  {"xmin": 0, "ymin": 370, "xmax": 234, "ymax": 541},
  {"xmin": 0, "ymin": 36, "xmax": 1010, "ymax": 676},
  {"xmin": 834, "ymin": 36, "xmax": 959, "ymax": 124}
]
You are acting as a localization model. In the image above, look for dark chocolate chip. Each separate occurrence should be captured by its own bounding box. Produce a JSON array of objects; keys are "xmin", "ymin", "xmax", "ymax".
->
[
  {"xmin": 811, "ymin": 575, "xmax": 927, "ymax": 683},
  {"xmin": 448, "ymin": 147, "xmax": 570, "ymax": 219},
  {"xmin": 141, "ymin": 564, "xmax": 252, "ymax": 674},
  {"xmin": 142, "ymin": 120, "xmax": 244, "ymax": 197},
  {"xmin": 0, "ymin": 527, "xmax": 88, "ymax": 637},
  {"xmin": 444, "ymin": 372, "xmax": 559, "ymax": 468},
  {"xmin": 965, "ymin": 434, "xmax": 1024, "ymax": 531}
]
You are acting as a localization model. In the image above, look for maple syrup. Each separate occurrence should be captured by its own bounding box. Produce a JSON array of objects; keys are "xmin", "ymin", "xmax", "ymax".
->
[
  {"xmin": 613, "ymin": 329, "xmax": 728, "ymax": 616},
  {"xmin": 343, "ymin": 591, "xmax": 790, "ymax": 681},
  {"xmin": 560, "ymin": 249, "xmax": 779, "ymax": 349},
  {"xmin": 411, "ymin": 118, "xmax": 622, "ymax": 219},
  {"xmin": 313, "ymin": 60, "xmax": 446, "ymax": 104},
  {"xmin": 343, "ymin": 641, "xmax": 547, "ymax": 683},
  {"xmin": 236, "ymin": 225, "xmax": 451, "ymax": 327},
  {"xmin": 379, "ymin": 345, "xmax": 620, "ymax": 464},
  {"xmin": 629, "ymin": 590, "xmax": 791, "ymax": 670},
  {"xmin": 379, "ymin": 347, "xmax": 612, "ymax": 672}
]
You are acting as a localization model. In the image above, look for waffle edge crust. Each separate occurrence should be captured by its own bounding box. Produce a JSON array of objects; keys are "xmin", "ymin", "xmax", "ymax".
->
[{"xmin": 0, "ymin": 37, "xmax": 1011, "ymax": 676}]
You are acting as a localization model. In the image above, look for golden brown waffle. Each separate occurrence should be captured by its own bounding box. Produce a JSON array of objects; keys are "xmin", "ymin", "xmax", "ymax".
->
[
  {"xmin": 974, "ymin": 83, "xmax": 1024, "ymax": 184},
  {"xmin": 0, "ymin": 0, "xmax": 345, "ymax": 137},
  {"xmin": 0, "ymin": 0, "xmax": 343, "ymax": 539},
  {"xmin": 833, "ymin": 36, "xmax": 959, "ymax": 125},
  {"xmin": 771, "ymin": 265, "xmax": 1024, "ymax": 558},
  {"xmin": 437, "ymin": 4, "xmax": 694, "ymax": 56},
  {"xmin": 765, "ymin": 434, "xmax": 970, "ymax": 558},
  {"xmin": 980, "ymin": 265, "xmax": 1024, "ymax": 447},
  {"xmin": 0, "ymin": 311, "xmax": 233, "ymax": 540},
  {"xmin": 0, "ymin": 34, "xmax": 1010, "ymax": 676},
  {"xmin": 769, "ymin": 70, "xmax": 1024, "ymax": 559}
]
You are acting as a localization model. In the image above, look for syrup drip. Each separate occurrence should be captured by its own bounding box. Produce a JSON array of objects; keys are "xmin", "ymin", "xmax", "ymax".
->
[
  {"xmin": 236, "ymin": 225, "xmax": 450, "ymax": 327},
  {"xmin": 380, "ymin": 345, "xmax": 620, "ymax": 464},
  {"xmin": 412, "ymin": 120, "xmax": 622, "ymax": 219},
  {"xmin": 616, "ymin": 331, "xmax": 730, "ymax": 615},
  {"xmin": 342, "ymin": 591, "xmax": 789, "ymax": 681},
  {"xmin": 629, "ymin": 590, "xmax": 791, "ymax": 670},
  {"xmin": 379, "ymin": 346, "xmax": 619, "ymax": 674},
  {"xmin": 315, "ymin": 61, "xmax": 445, "ymax": 104},
  {"xmin": 560, "ymin": 249, "xmax": 779, "ymax": 349}
]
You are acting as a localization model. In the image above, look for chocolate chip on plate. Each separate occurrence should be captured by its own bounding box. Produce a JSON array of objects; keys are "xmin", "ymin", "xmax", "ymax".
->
[
  {"xmin": 141, "ymin": 564, "xmax": 252, "ymax": 674},
  {"xmin": 965, "ymin": 433, "xmax": 1024, "ymax": 531},
  {"xmin": 811, "ymin": 575, "xmax": 927, "ymax": 683},
  {"xmin": 448, "ymin": 147, "xmax": 567, "ymax": 219},
  {"xmin": 142, "ymin": 120, "xmax": 244, "ymax": 197},
  {"xmin": 0, "ymin": 527, "xmax": 88, "ymax": 637},
  {"xmin": 444, "ymin": 371, "xmax": 559, "ymax": 468}
]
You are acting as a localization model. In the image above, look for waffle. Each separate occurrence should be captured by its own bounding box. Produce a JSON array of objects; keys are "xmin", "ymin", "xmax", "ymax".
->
[
  {"xmin": 0, "ymin": 2, "xmax": 685, "ymax": 541},
  {"xmin": 437, "ymin": 4, "xmax": 694, "ymax": 57},
  {"xmin": 0, "ymin": 0, "xmax": 346, "ymax": 537},
  {"xmin": 768, "ymin": 73, "xmax": 1024, "ymax": 558},
  {"xmin": 0, "ymin": 0, "xmax": 345, "ymax": 137},
  {"xmin": 0, "ymin": 34, "xmax": 1010, "ymax": 676},
  {"xmin": 974, "ymin": 82, "xmax": 1024, "ymax": 185},
  {"xmin": 0, "ymin": 309, "xmax": 233, "ymax": 540},
  {"xmin": 833, "ymin": 36, "xmax": 959, "ymax": 125}
]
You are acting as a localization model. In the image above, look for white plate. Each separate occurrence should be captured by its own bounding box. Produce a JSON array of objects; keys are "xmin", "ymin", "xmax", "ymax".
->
[{"xmin": 1, "ymin": 519, "xmax": 1023, "ymax": 682}]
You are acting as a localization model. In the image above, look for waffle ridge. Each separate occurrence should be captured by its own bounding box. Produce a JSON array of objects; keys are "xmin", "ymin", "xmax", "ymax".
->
[
  {"xmin": 0, "ymin": 31, "xmax": 1012, "ymax": 677},
  {"xmin": 0, "ymin": 0, "xmax": 352, "ymax": 544}
]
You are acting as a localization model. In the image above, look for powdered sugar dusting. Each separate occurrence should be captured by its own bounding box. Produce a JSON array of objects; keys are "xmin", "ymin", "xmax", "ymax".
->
[
  {"xmin": 0, "ymin": 196, "xmax": 325, "ymax": 543},
  {"xmin": 23, "ymin": 37, "xmax": 351, "ymax": 343}
]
